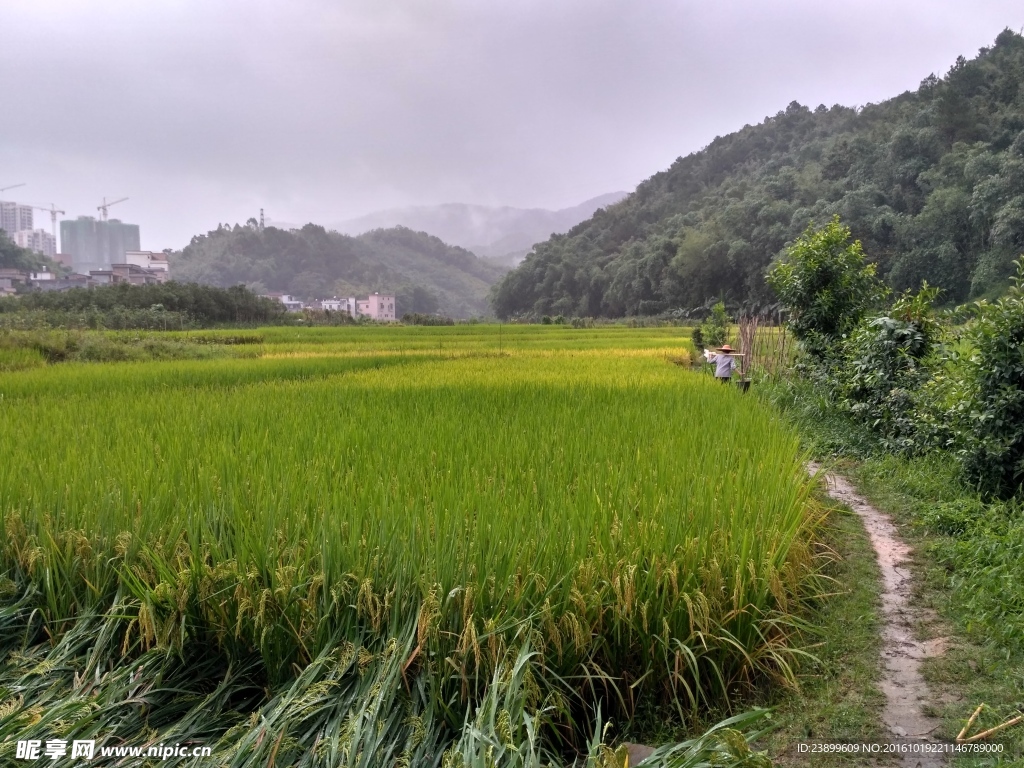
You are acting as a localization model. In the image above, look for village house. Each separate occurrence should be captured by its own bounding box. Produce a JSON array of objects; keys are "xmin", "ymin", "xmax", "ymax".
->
[{"xmin": 322, "ymin": 293, "xmax": 396, "ymax": 321}]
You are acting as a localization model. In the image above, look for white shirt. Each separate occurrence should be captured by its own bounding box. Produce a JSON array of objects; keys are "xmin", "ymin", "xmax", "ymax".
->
[{"xmin": 705, "ymin": 349, "xmax": 738, "ymax": 378}]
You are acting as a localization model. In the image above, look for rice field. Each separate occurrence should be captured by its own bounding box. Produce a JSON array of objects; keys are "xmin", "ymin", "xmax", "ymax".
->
[{"xmin": 0, "ymin": 325, "xmax": 819, "ymax": 765}]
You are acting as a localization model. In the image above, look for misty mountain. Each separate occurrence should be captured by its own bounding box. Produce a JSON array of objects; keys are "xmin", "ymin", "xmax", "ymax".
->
[
  {"xmin": 335, "ymin": 192, "xmax": 628, "ymax": 266},
  {"xmin": 172, "ymin": 223, "xmax": 507, "ymax": 318},
  {"xmin": 492, "ymin": 30, "xmax": 1024, "ymax": 319}
]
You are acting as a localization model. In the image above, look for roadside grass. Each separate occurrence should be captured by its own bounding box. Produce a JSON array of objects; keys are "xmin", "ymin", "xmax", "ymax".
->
[
  {"xmin": 852, "ymin": 459, "xmax": 1024, "ymax": 767},
  {"xmin": 764, "ymin": 488, "xmax": 892, "ymax": 767},
  {"xmin": 761, "ymin": 377, "xmax": 1024, "ymax": 766}
]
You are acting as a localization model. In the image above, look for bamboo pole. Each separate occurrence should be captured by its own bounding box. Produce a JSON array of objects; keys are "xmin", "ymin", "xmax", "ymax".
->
[
  {"xmin": 962, "ymin": 714, "xmax": 1024, "ymax": 743},
  {"xmin": 956, "ymin": 704, "xmax": 984, "ymax": 742}
]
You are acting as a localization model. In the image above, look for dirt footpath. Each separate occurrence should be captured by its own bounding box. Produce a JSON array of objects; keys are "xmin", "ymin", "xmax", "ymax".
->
[{"xmin": 809, "ymin": 463, "xmax": 947, "ymax": 768}]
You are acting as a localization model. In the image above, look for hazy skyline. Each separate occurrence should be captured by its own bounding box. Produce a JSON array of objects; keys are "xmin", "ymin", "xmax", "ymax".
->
[{"xmin": 2, "ymin": 1, "xmax": 1022, "ymax": 251}]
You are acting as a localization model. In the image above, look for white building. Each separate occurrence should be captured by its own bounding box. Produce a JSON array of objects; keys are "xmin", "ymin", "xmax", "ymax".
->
[
  {"xmin": 0, "ymin": 202, "xmax": 33, "ymax": 237},
  {"xmin": 124, "ymin": 250, "xmax": 170, "ymax": 282},
  {"xmin": 13, "ymin": 228, "xmax": 56, "ymax": 259},
  {"xmin": 322, "ymin": 297, "xmax": 357, "ymax": 314},
  {"xmin": 265, "ymin": 293, "xmax": 304, "ymax": 311}
]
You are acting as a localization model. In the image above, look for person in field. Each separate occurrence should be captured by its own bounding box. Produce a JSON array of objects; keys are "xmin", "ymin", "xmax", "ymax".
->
[{"xmin": 705, "ymin": 344, "xmax": 740, "ymax": 382}]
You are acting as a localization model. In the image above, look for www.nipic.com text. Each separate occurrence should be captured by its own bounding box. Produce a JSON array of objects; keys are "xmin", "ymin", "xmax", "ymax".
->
[{"xmin": 14, "ymin": 739, "xmax": 212, "ymax": 761}]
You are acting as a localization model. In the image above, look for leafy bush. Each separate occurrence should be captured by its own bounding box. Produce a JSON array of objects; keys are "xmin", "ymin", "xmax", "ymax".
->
[
  {"xmin": 0, "ymin": 329, "xmax": 258, "ymax": 365},
  {"xmin": 402, "ymin": 312, "xmax": 455, "ymax": 326},
  {"xmin": 835, "ymin": 286, "xmax": 940, "ymax": 450},
  {"xmin": 0, "ymin": 282, "xmax": 285, "ymax": 328},
  {"xmin": 0, "ymin": 307, "xmax": 197, "ymax": 331},
  {"xmin": 301, "ymin": 308, "xmax": 357, "ymax": 326},
  {"xmin": 767, "ymin": 217, "xmax": 884, "ymax": 357},
  {"xmin": 698, "ymin": 301, "xmax": 730, "ymax": 348},
  {"xmin": 768, "ymin": 217, "xmax": 1024, "ymax": 499},
  {"xmin": 959, "ymin": 257, "xmax": 1024, "ymax": 497}
]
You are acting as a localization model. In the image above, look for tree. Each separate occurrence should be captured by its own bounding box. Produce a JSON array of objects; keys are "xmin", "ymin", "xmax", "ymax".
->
[
  {"xmin": 698, "ymin": 301, "xmax": 730, "ymax": 347},
  {"xmin": 397, "ymin": 284, "xmax": 441, "ymax": 315},
  {"xmin": 960, "ymin": 257, "xmax": 1024, "ymax": 497},
  {"xmin": 836, "ymin": 285, "xmax": 940, "ymax": 448},
  {"xmin": 0, "ymin": 231, "xmax": 45, "ymax": 271},
  {"xmin": 767, "ymin": 217, "xmax": 884, "ymax": 357}
]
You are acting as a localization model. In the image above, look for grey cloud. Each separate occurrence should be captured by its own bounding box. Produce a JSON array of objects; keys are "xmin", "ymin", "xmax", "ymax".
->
[{"xmin": 1, "ymin": 0, "xmax": 1021, "ymax": 249}]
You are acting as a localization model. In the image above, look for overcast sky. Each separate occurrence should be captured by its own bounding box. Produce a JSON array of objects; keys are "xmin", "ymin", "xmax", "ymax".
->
[{"xmin": 2, "ymin": 1, "xmax": 1022, "ymax": 250}]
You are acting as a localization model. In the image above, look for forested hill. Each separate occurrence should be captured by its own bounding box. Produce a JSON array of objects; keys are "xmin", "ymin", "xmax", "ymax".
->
[
  {"xmin": 172, "ymin": 223, "xmax": 508, "ymax": 317},
  {"xmin": 1, "ymin": 231, "xmax": 52, "ymax": 272},
  {"xmin": 491, "ymin": 29, "xmax": 1024, "ymax": 319}
]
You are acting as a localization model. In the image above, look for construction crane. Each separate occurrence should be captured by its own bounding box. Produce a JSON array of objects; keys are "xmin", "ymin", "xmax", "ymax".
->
[
  {"xmin": 0, "ymin": 183, "xmax": 26, "ymax": 195},
  {"xmin": 97, "ymin": 196, "xmax": 128, "ymax": 222},
  {"xmin": 31, "ymin": 204, "xmax": 66, "ymax": 243}
]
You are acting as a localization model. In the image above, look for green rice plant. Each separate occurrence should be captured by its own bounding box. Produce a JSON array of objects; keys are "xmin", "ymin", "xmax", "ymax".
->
[
  {"xmin": 0, "ymin": 326, "xmax": 821, "ymax": 759},
  {"xmin": 0, "ymin": 346, "xmax": 45, "ymax": 373},
  {"xmin": 0, "ymin": 581, "xmax": 773, "ymax": 766}
]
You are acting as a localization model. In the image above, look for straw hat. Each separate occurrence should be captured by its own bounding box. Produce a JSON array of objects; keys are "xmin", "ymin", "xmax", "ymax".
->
[{"xmin": 717, "ymin": 344, "xmax": 735, "ymax": 353}]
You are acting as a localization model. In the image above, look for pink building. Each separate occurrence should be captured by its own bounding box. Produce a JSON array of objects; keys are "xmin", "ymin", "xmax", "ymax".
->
[
  {"xmin": 364, "ymin": 292, "xmax": 395, "ymax": 319},
  {"xmin": 354, "ymin": 292, "xmax": 396, "ymax": 321}
]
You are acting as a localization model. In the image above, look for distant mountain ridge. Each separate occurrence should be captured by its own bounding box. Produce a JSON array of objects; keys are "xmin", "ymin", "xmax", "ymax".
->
[
  {"xmin": 171, "ymin": 223, "xmax": 507, "ymax": 318},
  {"xmin": 335, "ymin": 192, "xmax": 628, "ymax": 265}
]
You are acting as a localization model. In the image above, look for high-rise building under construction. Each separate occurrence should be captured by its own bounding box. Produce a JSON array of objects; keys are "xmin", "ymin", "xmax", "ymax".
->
[{"xmin": 60, "ymin": 216, "xmax": 141, "ymax": 274}]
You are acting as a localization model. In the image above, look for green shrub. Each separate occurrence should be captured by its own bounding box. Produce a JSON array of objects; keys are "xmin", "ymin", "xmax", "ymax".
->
[
  {"xmin": 0, "ymin": 282, "xmax": 285, "ymax": 327},
  {"xmin": 959, "ymin": 257, "xmax": 1024, "ymax": 497},
  {"xmin": 917, "ymin": 494, "xmax": 1024, "ymax": 650},
  {"xmin": 402, "ymin": 312, "xmax": 455, "ymax": 326},
  {"xmin": 836, "ymin": 286, "xmax": 940, "ymax": 451},
  {"xmin": 767, "ymin": 217, "xmax": 885, "ymax": 358},
  {"xmin": 0, "ymin": 307, "xmax": 197, "ymax": 331},
  {"xmin": 0, "ymin": 329, "xmax": 258, "ymax": 366},
  {"xmin": 301, "ymin": 308, "xmax": 357, "ymax": 326},
  {"xmin": 698, "ymin": 301, "xmax": 730, "ymax": 348}
]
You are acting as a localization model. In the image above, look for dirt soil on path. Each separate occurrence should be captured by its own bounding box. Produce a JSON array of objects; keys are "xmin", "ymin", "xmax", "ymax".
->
[{"xmin": 809, "ymin": 463, "xmax": 947, "ymax": 768}]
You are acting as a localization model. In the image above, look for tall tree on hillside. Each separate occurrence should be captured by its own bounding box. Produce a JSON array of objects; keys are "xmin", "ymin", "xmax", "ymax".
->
[{"xmin": 767, "ymin": 217, "xmax": 884, "ymax": 357}]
